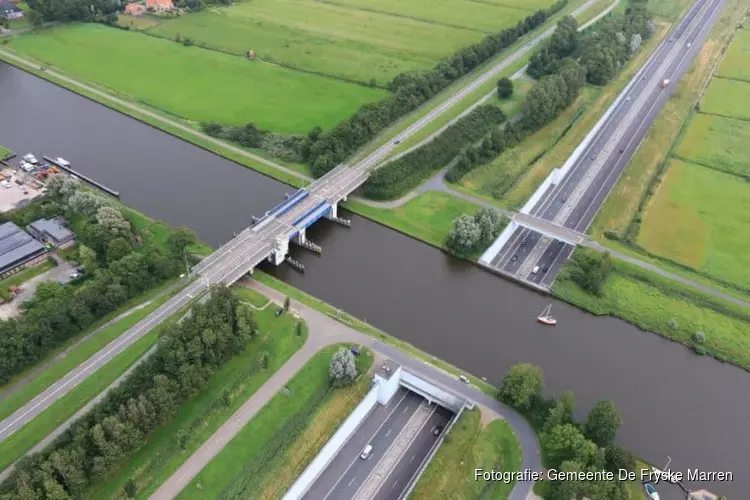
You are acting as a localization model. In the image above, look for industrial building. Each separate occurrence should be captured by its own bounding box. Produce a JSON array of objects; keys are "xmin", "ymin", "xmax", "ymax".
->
[
  {"xmin": 0, "ymin": 222, "xmax": 47, "ymax": 278},
  {"xmin": 27, "ymin": 217, "xmax": 76, "ymax": 249}
]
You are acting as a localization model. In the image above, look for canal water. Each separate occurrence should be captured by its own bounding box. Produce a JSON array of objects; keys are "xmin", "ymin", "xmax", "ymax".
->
[{"xmin": 1, "ymin": 63, "xmax": 746, "ymax": 497}]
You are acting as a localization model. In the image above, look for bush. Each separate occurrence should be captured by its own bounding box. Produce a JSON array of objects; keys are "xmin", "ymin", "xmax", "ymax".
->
[
  {"xmin": 668, "ymin": 318, "xmax": 678, "ymax": 329},
  {"xmin": 567, "ymin": 249, "xmax": 613, "ymax": 295},
  {"xmin": 329, "ymin": 347, "xmax": 357, "ymax": 387},
  {"xmin": 692, "ymin": 331, "xmax": 705, "ymax": 344},
  {"xmin": 497, "ymin": 77, "xmax": 514, "ymax": 98},
  {"xmin": 364, "ymin": 106, "xmax": 506, "ymax": 200},
  {"xmin": 693, "ymin": 345, "xmax": 707, "ymax": 356}
]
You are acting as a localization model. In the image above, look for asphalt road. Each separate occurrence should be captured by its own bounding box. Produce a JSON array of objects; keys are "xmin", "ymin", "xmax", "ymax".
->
[
  {"xmin": 304, "ymin": 390, "xmax": 424, "ymax": 500},
  {"xmin": 493, "ymin": 0, "xmax": 725, "ymax": 286},
  {"xmin": 372, "ymin": 405, "xmax": 453, "ymax": 500}
]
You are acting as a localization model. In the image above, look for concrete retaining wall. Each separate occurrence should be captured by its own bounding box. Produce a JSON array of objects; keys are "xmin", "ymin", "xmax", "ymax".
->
[
  {"xmin": 282, "ymin": 385, "xmax": 379, "ymax": 500},
  {"xmin": 401, "ymin": 370, "xmax": 466, "ymax": 411},
  {"xmin": 479, "ymin": 220, "xmax": 519, "ymax": 264}
]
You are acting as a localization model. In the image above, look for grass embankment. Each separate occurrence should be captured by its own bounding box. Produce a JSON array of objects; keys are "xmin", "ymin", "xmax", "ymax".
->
[
  {"xmin": 554, "ymin": 252, "xmax": 750, "ymax": 371},
  {"xmin": 0, "ymin": 145, "xmax": 13, "ymax": 161},
  {"xmin": 232, "ymin": 286, "xmax": 270, "ymax": 308},
  {"xmin": 7, "ymin": 23, "xmax": 386, "ymax": 134},
  {"xmin": 347, "ymin": 191, "xmax": 482, "ymax": 249},
  {"xmin": 0, "ymin": 259, "xmax": 56, "ymax": 301},
  {"xmin": 88, "ymin": 293, "xmax": 307, "ymax": 499},
  {"xmin": 410, "ymin": 408, "xmax": 522, "ymax": 499},
  {"xmin": 176, "ymin": 344, "xmax": 373, "ymax": 499}
]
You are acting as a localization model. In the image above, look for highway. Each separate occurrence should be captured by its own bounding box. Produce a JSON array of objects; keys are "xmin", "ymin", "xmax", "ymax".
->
[
  {"xmin": 303, "ymin": 389, "xmax": 453, "ymax": 500},
  {"xmin": 491, "ymin": 0, "xmax": 725, "ymax": 287}
]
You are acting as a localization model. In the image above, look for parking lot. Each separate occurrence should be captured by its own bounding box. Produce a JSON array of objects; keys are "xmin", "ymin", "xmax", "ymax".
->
[
  {"xmin": 0, "ymin": 258, "xmax": 77, "ymax": 319},
  {"xmin": 0, "ymin": 168, "xmax": 43, "ymax": 213}
]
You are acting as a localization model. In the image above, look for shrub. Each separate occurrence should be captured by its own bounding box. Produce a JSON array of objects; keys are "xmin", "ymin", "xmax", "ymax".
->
[
  {"xmin": 668, "ymin": 318, "xmax": 678, "ymax": 329},
  {"xmin": 693, "ymin": 345, "xmax": 707, "ymax": 356},
  {"xmin": 692, "ymin": 331, "xmax": 705, "ymax": 344}
]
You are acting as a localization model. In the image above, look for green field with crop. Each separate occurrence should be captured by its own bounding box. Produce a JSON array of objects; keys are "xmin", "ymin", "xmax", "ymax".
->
[
  {"xmin": 676, "ymin": 113, "xmax": 750, "ymax": 177},
  {"xmin": 141, "ymin": 0, "xmax": 551, "ymax": 85},
  {"xmin": 9, "ymin": 24, "xmax": 387, "ymax": 134},
  {"xmin": 700, "ymin": 76, "xmax": 750, "ymax": 121},
  {"xmin": 638, "ymin": 160, "xmax": 750, "ymax": 290},
  {"xmin": 717, "ymin": 27, "xmax": 750, "ymax": 82}
]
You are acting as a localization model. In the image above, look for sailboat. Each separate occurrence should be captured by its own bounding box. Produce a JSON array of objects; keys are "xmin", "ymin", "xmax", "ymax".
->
[{"xmin": 537, "ymin": 304, "xmax": 557, "ymax": 326}]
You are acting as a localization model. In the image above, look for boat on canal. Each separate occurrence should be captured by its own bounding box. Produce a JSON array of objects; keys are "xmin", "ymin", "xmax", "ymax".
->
[{"xmin": 537, "ymin": 304, "xmax": 557, "ymax": 326}]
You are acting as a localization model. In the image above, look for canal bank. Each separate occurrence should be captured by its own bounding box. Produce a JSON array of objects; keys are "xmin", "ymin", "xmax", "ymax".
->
[{"xmin": 0, "ymin": 62, "xmax": 747, "ymax": 497}]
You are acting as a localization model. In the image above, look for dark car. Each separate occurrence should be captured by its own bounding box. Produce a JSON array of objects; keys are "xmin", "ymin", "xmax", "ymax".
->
[
  {"xmin": 350, "ymin": 345, "xmax": 361, "ymax": 356},
  {"xmin": 542, "ymin": 266, "xmax": 549, "ymax": 273},
  {"xmin": 619, "ymin": 148, "xmax": 625, "ymax": 153},
  {"xmin": 521, "ymin": 240, "xmax": 527, "ymax": 247},
  {"xmin": 511, "ymin": 254, "xmax": 518, "ymax": 262},
  {"xmin": 432, "ymin": 425, "xmax": 444, "ymax": 436}
]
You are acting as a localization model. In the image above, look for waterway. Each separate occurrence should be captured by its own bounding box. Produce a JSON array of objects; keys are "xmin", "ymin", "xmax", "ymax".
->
[{"xmin": 1, "ymin": 63, "xmax": 747, "ymax": 498}]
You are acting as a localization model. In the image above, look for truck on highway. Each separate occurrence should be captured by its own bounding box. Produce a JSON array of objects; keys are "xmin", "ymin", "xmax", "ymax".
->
[{"xmin": 660, "ymin": 78, "xmax": 671, "ymax": 88}]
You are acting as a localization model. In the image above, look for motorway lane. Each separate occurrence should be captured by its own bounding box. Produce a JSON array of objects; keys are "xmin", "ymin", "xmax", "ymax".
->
[
  {"xmin": 303, "ymin": 390, "xmax": 424, "ymax": 500},
  {"xmin": 372, "ymin": 406, "xmax": 453, "ymax": 500},
  {"xmin": 494, "ymin": 0, "xmax": 721, "ymax": 282}
]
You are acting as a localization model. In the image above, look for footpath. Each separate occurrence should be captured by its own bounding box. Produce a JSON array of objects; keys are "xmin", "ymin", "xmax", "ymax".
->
[{"xmin": 149, "ymin": 279, "xmax": 542, "ymax": 500}]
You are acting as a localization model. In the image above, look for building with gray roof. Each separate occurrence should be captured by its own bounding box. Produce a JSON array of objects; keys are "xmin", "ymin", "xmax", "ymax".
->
[
  {"xmin": 0, "ymin": 222, "xmax": 47, "ymax": 278},
  {"xmin": 27, "ymin": 217, "xmax": 76, "ymax": 249}
]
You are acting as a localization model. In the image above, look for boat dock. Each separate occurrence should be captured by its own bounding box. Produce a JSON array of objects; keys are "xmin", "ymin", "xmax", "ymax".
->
[{"xmin": 43, "ymin": 156, "xmax": 120, "ymax": 198}]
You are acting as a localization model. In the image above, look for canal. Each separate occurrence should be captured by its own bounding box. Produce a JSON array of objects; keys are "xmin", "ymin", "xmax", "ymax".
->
[{"xmin": 1, "ymin": 63, "xmax": 746, "ymax": 497}]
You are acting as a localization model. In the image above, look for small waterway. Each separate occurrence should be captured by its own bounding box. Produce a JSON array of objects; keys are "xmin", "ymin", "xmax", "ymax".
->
[{"xmin": 1, "ymin": 62, "xmax": 747, "ymax": 497}]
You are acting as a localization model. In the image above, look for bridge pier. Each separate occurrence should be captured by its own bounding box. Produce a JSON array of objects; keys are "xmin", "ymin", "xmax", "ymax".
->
[
  {"xmin": 324, "ymin": 202, "xmax": 352, "ymax": 228},
  {"xmin": 293, "ymin": 229, "xmax": 322, "ymax": 255},
  {"xmin": 268, "ymin": 237, "xmax": 289, "ymax": 266}
]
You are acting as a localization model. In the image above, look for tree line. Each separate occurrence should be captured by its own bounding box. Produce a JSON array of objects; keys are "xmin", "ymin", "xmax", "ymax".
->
[
  {"xmin": 445, "ymin": 207, "xmax": 506, "ymax": 257},
  {"xmin": 363, "ymin": 105, "xmax": 506, "ymax": 200},
  {"xmin": 0, "ymin": 286, "xmax": 256, "ymax": 499},
  {"xmin": 528, "ymin": 0, "xmax": 654, "ymax": 85},
  {"xmin": 0, "ymin": 176, "xmax": 196, "ymax": 386},
  {"xmin": 498, "ymin": 363, "xmax": 635, "ymax": 499}
]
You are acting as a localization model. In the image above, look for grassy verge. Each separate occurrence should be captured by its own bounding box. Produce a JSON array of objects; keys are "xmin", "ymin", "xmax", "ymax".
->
[
  {"xmin": 0, "ymin": 259, "xmax": 55, "ymax": 301},
  {"xmin": 410, "ymin": 408, "xmax": 522, "ymax": 499},
  {"xmin": 252, "ymin": 271, "xmax": 498, "ymax": 398},
  {"xmin": 176, "ymin": 344, "xmax": 371, "ymax": 499},
  {"xmin": 0, "ymin": 145, "xmax": 13, "ymax": 161},
  {"xmin": 0, "ymin": 281, "xmax": 175, "ymax": 421},
  {"xmin": 232, "ymin": 286, "xmax": 270, "ymax": 309},
  {"xmin": 0, "ymin": 326, "xmax": 160, "ymax": 471},
  {"xmin": 88, "ymin": 296, "xmax": 307, "ymax": 499},
  {"xmin": 553, "ymin": 251, "xmax": 750, "ymax": 371},
  {"xmin": 344, "ymin": 192, "xmax": 481, "ymax": 249}
]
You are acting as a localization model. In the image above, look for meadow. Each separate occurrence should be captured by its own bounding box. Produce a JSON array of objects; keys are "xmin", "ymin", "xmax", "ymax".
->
[
  {"xmin": 716, "ymin": 27, "xmax": 750, "ymax": 82},
  {"xmin": 676, "ymin": 113, "xmax": 750, "ymax": 177},
  {"xmin": 9, "ymin": 24, "xmax": 387, "ymax": 134},
  {"xmin": 139, "ymin": 0, "xmax": 552, "ymax": 85},
  {"xmin": 699, "ymin": 76, "xmax": 750, "ymax": 120},
  {"xmin": 637, "ymin": 160, "xmax": 750, "ymax": 290}
]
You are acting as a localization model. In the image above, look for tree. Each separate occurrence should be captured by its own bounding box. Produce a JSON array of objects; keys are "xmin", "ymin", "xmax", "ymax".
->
[
  {"xmin": 543, "ymin": 391, "xmax": 575, "ymax": 431},
  {"xmin": 549, "ymin": 460, "xmax": 584, "ymax": 500},
  {"xmin": 95, "ymin": 206, "xmax": 132, "ymax": 239},
  {"xmin": 473, "ymin": 207, "xmax": 504, "ymax": 245},
  {"xmin": 329, "ymin": 347, "xmax": 358, "ymax": 388},
  {"xmin": 124, "ymin": 478, "xmax": 137, "ymax": 498},
  {"xmin": 235, "ymin": 303, "xmax": 258, "ymax": 338},
  {"xmin": 497, "ymin": 77, "xmax": 514, "ymax": 98},
  {"xmin": 106, "ymin": 237, "xmax": 132, "ymax": 263},
  {"xmin": 78, "ymin": 244, "xmax": 99, "ymax": 271},
  {"xmin": 283, "ymin": 296, "xmax": 291, "ymax": 312},
  {"xmin": 605, "ymin": 444, "xmax": 636, "ymax": 473},
  {"xmin": 543, "ymin": 423, "xmax": 598, "ymax": 467},
  {"xmin": 296, "ymin": 322, "xmax": 304, "ymax": 337},
  {"xmin": 67, "ymin": 191, "xmax": 104, "ymax": 217},
  {"xmin": 167, "ymin": 227, "xmax": 197, "ymax": 256},
  {"xmin": 498, "ymin": 363, "xmax": 543, "ymax": 410},
  {"xmin": 445, "ymin": 214, "xmax": 481, "ymax": 256},
  {"xmin": 585, "ymin": 400, "xmax": 622, "ymax": 446}
]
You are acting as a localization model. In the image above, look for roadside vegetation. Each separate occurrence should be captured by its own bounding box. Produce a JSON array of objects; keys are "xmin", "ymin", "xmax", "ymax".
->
[
  {"xmin": 0, "ymin": 176, "xmax": 196, "ymax": 387},
  {"xmin": 87, "ymin": 289, "xmax": 307, "ymax": 499},
  {"xmin": 410, "ymin": 408, "xmax": 522, "ymax": 499},
  {"xmin": 555, "ymin": 248, "xmax": 750, "ymax": 371},
  {"xmin": 498, "ymin": 363, "xmax": 634, "ymax": 499},
  {"xmin": 445, "ymin": 207, "xmax": 507, "ymax": 257},
  {"xmin": 176, "ymin": 344, "xmax": 373, "ymax": 499},
  {"xmin": 0, "ymin": 287, "xmax": 261, "ymax": 498},
  {"xmin": 0, "ymin": 145, "xmax": 13, "ymax": 161}
]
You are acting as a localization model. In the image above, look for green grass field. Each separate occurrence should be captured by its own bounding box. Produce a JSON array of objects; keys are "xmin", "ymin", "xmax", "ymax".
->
[
  {"xmin": 0, "ymin": 145, "xmax": 13, "ymax": 160},
  {"xmin": 676, "ymin": 113, "xmax": 750, "ymax": 177},
  {"xmin": 176, "ymin": 345, "xmax": 369, "ymax": 499},
  {"xmin": 232, "ymin": 286, "xmax": 271, "ymax": 308},
  {"xmin": 554, "ymin": 255, "xmax": 750, "ymax": 371},
  {"xmin": 344, "ymin": 192, "xmax": 481, "ymax": 249},
  {"xmin": 9, "ymin": 24, "xmax": 387, "ymax": 134},
  {"xmin": 410, "ymin": 408, "xmax": 522, "ymax": 499},
  {"xmin": 142, "ymin": 0, "xmax": 549, "ymax": 85},
  {"xmin": 638, "ymin": 160, "xmax": 750, "ymax": 290},
  {"xmin": 717, "ymin": 27, "xmax": 750, "ymax": 82},
  {"xmin": 700, "ymin": 76, "xmax": 750, "ymax": 121},
  {"xmin": 88, "ymin": 299, "xmax": 307, "ymax": 499}
]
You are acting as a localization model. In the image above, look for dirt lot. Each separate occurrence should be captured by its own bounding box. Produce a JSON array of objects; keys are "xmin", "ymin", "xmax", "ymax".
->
[{"xmin": 0, "ymin": 169, "xmax": 43, "ymax": 213}]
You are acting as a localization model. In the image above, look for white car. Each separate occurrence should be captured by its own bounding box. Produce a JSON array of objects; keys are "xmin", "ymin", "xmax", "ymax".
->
[
  {"xmin": 69, "ymin": 272, "xmax": 80, "ymax": 280},
  {"xmin": 1, "ymin": 181, "xmax": 11, "ymax": 189}
]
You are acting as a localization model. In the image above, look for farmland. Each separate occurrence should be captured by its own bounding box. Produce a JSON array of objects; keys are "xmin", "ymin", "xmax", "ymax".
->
[
  {"xmin": 676, "ymin": 113, "xmax": 750, "ymax": 177},
  {"xmin": 716, "ymin": 27, "xmax": 750, "ymax": 82},
  {"xmin": 139, "ymin": 0, "xmax": 553, "ymax": 86},
  {"xmin": 637, "ymin": 160, "xmax": 750, "ymax": 290},
  {"xmin": 699, "ymin": 76, "xmax": 750, "ymax": 120},
  {"xmin": 7, "ymin": 24, "xmax": 387, "ymax": 134}
]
